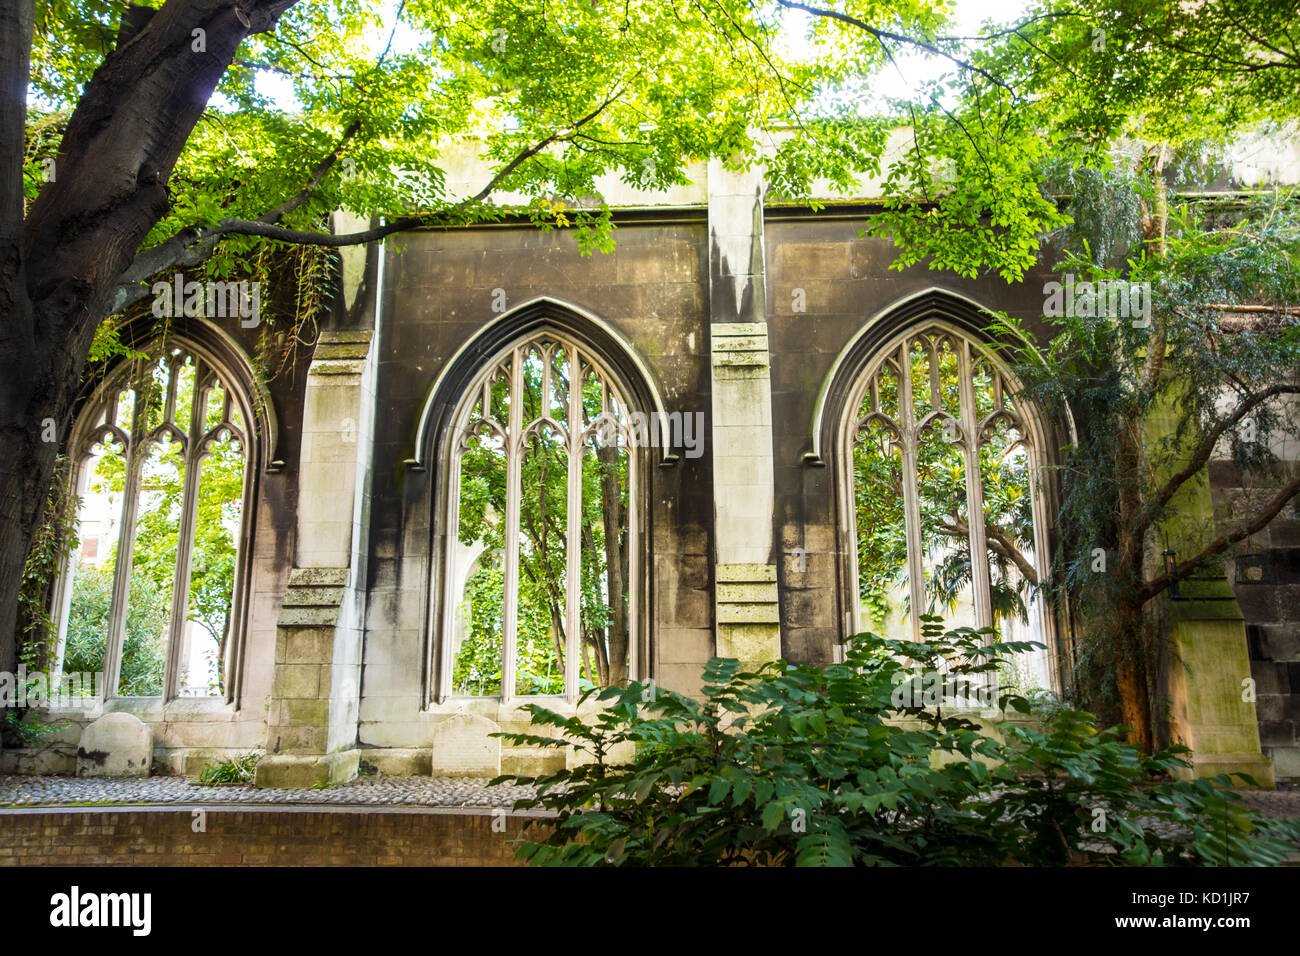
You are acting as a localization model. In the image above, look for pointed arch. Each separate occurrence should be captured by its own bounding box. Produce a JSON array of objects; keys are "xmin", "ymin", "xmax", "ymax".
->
[
  {"xmin": 424, "ymin": 304, "xmax": 656, "ymax": 706},
  {"xmin": 407, "ymin": 296, "xmax": 674, "ymax": 469},
  {"xmin": 805, "ymin": 287, "xmax": 1052, "ymax": 467},
  {"xmin": 823, "ymin": 290, "xmax": 1070, "ymax": 695},
  {"xmin": 52, "ymin": 318, "xmax": 274, "ymax": 706}
]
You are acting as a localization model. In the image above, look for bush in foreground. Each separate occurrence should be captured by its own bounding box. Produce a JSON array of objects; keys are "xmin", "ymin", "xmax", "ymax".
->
[{"xmin": 493, "ymin": 621, "xmax": 1300, "ymax": 866}]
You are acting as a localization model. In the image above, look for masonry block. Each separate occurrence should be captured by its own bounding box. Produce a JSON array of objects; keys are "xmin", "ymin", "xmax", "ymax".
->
[
  {"xmin": 430, "ymin": 713, "xmax": 502, "ymax": 777},
  {"xmin": 283, "ymin": 698, "xmax": 331, "ymax": 728},
  {"xmin": 281, "ymin": 630, "xmax": 335, "ymax": 665},
  {"xmin": 358, "ymin": 749, "xmax": 432, "ymax": 777},
  {"xmin": 718, "ymin": 623, "xmax": 782, "ymax": 665},
  {"xmin": 254, "ymin": 750, "xmax": 358, "ymax": 789},
  {"xmin": 272, "ymin": 664, "xmax": 322, "ymax": 700}
]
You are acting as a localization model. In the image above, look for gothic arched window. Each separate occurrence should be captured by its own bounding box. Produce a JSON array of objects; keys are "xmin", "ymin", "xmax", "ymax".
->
[
  {"xmin": 842, "ymin": 322, "xmax": 1057, "ymax": 691},
  {"xmin": 436, "ymin": 330, "xmax": 640, "ymax": 704},
  {"xmin": 53, "ymin": 341, "xmax": 256, "ymax": 702}
]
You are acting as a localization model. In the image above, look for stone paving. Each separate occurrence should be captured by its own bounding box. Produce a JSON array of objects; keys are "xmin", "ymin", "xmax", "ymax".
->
[
  {"xmin": 1, "ymin": 772, "xmax": 1298, "ymax": 817},
  {"xmin": 1235, "ymin": 785, "xmax": 1300, "ymax": 819},
  {"xmin": 0, "ymin": 774, "xmax": 538, "ymax": 809}
]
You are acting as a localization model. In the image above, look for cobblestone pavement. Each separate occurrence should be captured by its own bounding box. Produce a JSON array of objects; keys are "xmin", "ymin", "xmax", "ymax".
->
[
  {"xmin": 0, "ymin": 774, "xmax": 537, "ymax": 809},
  {"xmin": 1237, "ymin": 786, "xmax": 1300, "ymax": 819},
  {"xmin": 1, "ymin": 773, "xmax": 1298, "ymax": 816}
]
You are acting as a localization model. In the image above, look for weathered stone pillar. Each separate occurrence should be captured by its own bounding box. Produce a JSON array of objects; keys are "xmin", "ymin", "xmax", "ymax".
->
[
  {"xmin": 707, "ymin": 156, "xmax": 781, "ymax": 666},
  {"xmin": 1164, "ymin": 572, "xmax": 1274, "ymax": 785},
  {"xmin": 256, "ymin": 331, "xmax": 374, "ymax": 787},
  {"xmin": 1147, "ymin": 386, "xmax": 1274, "ymax": 786}
]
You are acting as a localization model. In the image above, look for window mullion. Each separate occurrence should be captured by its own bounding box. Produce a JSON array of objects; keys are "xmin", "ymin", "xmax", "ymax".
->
[
  {"xmin": 501, "ymin": 348, "xmax": 524, "ymax": 704},
  {"xmin": 223, "ymin": 436, "xmax": 254, "ymax": 706},
  {"xmin": 958, "ymin": 341, "xmax": 994, "ymax": 633},
  {"xmin": 438, "ymin": 443, "xmax": 465, "ymax": 705},
  {"xmin": 164, "ymin": 363, "xmax": 208, "ymax": 699},
  {"xmin": 104, "ymin": 380, "xmax": 147, "ymax": 698},
  {"xmin": 628, "ymin": 445, "xmax": 639, "ymax": 682},
  {"xmin": 1026, "ymin": 436, "xmax": 1059, "ymax": 687},
  {"xmin": 564, "ymin": 344, "xmax": 582, "ymax": 704},
  {"xmin": 898, "ymin": 344, "xmax": 926, "ymax": 640}
]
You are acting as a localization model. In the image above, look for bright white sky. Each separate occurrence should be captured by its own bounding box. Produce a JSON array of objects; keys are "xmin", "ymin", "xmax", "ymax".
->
[
  {"xmin": 255, "ymin": 0, "xmax": 1033, "ymax": 113},
  {"xmin": 795, "ymin": 0, "xmax": 1033, "ymax": 110}
]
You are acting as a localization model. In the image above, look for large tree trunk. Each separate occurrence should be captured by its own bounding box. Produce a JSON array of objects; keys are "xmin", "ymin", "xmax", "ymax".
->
[
  {"xmin": 1108, "ymin": 143, "xmax": 1169, "ymax": 754},
  {"xmin": 1113, "ymin": 597, "xmax": 1153, "ymax": 754},
  {"xmin": 0, "ymin": 0, "xmax": 296, "ymax": 668},
  {"xmin": 0, "ymin": 0, "xmax": 37, "ymax": 674},
  {"xmin": 1113, "ymin": 413, "xmax": 1155, "ymax": 752}
]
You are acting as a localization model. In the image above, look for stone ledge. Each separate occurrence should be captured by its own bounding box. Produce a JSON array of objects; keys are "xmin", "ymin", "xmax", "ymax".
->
[
  {"xmin": 318, "ymin": 330, "xmax": 374, "ymax": 345},
  {"xmin": 711, "ymin": 335, "xmax": 768, "ymax": 352},
  {"xmin": 309, "ymin": 361, "xmax": 366, "ymax": 376},
  {"xmin": 711, "ymin": 322, "xmax": 766, "ymax": 336},
  {"xmin": 717, "ymin": 581, "xmax": 779, "ymax": 603},
  {"xmin": 289, "ymin": 567, "xmax": 349, "ymax": 588},
  {"xmin": 717, "ymin": 563, "xmax": 777, "ymax": 583},
  {"xmin": 712, "ymin": 352, "xmax": 770, "ymax": 368},
  {"xmin": 282, "ymin": 586, "xmax": 345, "ymax": 607},
  {"xmin": 717, "ymin": 604, "xmax": 781, "ymax": 624},
  {"xmin": 314, "ymin": 343, "xmax": 371, "ymax": 360},
  {"xmin": 278, "ymin": 606, "xmax": 342, "ymax": 627}
]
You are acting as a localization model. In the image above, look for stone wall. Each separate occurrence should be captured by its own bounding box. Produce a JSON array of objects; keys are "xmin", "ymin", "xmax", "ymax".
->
[
  {"xmin": 763, "ymin": 213, "xmax": 1062, "ymax": 663},
  {"xmin": 19, "ymin": 163, "xmax": 1286, "ymax": 789},
  {"xmin": 359, "ymin": 220, "xmax": 717, "ymax": 750},
  {"xmin": 1209, "ymin": 457, "xmax": 1300, "ymax": 780},
  {"xmin": 0, "ymin": 807, "xmax": 547, "ymax": 866}
]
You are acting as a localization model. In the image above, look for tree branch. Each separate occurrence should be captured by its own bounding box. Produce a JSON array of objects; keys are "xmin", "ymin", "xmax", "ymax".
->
[
  {"xmin": 775, "ymin": 0, "xmax": 1012, "ymax": 92},
  {"xmin": 984, "ymin": 522, "xmax": 1039, "ymax": 587},
  {"xmin": 1136, "ymin": 382, "xmax": 1300, "ymax": 540},
  {"xmin": 935, "ymin": 516, "xmax": 1038, "ymax": 587},
  {"xmin": 106, "ymin": 85, "xmax": 624, "ymax": 314},
  {"xmin": 1138, "ymin": 470, "xmax": 1300, "ymax": 603},
  {"xmin": 261, "ymin": 118, "xmax": 361, "ymax": 224}
]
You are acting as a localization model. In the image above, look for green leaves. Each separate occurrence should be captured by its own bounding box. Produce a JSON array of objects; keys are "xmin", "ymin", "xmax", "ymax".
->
[
  {"xmin": 795, "ymin": 829, "xmax": 853, "ymax": 867},
  {"xmin": 490, "ymin": 624, "xmax": 1300, "ymax": 866}
]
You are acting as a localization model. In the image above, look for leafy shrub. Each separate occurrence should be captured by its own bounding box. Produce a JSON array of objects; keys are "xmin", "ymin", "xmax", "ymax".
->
[
  {"xmin": 0, "ymin": 710, "xmax": 68, "ymax": 748},
  {"xmin": 196, "ymin": 751, "xmax": 261, "ymax": 785},
  {"xmin": 62, "ymin": 565, "xmax": 167, "ymax": 696},
  {"xmin": 492, "ymin": 620, "xmax": 1300, "ymax": 866}
]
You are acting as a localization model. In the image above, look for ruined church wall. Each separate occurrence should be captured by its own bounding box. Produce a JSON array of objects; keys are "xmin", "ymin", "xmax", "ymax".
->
[
  {"xmin": 762, "ymin": 216, "xmax": 1061, "ymax": 664},
  {"xmin": 356, "ymin": 221, "xmax": 718, "ymax": 750}
]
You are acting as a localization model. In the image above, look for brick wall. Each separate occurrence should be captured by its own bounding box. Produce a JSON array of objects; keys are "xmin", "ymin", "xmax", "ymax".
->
[{"xmin": 0, "ymin": 806, "xmax": 552, "ymax": 866}]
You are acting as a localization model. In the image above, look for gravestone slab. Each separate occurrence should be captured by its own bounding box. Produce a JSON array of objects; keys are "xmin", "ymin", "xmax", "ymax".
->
[
  {"xmin": 430, "ymin": 713, "xmax": 501, "ymax": 777},
  {"xmin": 76, "ymin": 713, "xmax": 153, "ymax": 777}
]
